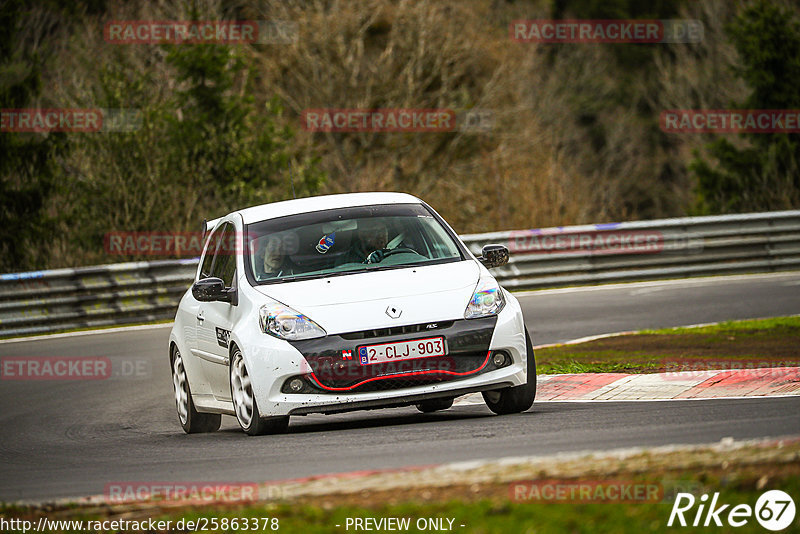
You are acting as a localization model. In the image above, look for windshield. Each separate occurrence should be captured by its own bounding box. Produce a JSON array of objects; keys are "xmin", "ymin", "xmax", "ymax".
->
[{"xmin": 245, "ymin": 203, "xmax": 464, "ymax": 284}]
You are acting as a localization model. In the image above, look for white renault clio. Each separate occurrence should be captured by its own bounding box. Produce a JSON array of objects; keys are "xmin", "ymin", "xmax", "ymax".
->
[{"xmin": 169, "ymin": 192, "xmax": 535, "ymax": 435}]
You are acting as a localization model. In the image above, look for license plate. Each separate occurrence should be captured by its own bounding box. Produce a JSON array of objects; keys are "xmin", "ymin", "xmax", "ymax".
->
[{"xmin": 357, "ymin": 337, "xmax": 446, "ymax": 365}]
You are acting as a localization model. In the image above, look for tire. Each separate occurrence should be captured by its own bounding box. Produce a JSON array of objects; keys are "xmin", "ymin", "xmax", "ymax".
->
[
  {"xmin": 416, "ymin": 397, "xmax": 454, "ymax": 413},
  {"xmin": 482, "ymin": 328, "xmax": 536, "ymax": 415},
  {"xmin": 172, "ymin": 348, "xmax": 221, "ymax": 433},
  {"xmin": 230, "ymin": 347, "xmax": 289, "ymax": 436}
]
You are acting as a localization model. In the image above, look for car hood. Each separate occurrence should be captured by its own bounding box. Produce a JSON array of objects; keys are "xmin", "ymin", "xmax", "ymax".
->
[{"xmin": 253, "ymin": 260, "xmax": 481, "ymax": 335}]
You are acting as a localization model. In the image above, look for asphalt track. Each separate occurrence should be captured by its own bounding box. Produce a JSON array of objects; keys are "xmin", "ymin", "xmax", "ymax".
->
[{"xmin": 1, "ymin": 272, "xmax": 799, "ymax": 502}]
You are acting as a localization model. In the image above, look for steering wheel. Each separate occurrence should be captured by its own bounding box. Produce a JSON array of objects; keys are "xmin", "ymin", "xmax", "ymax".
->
[
  {"xmin": 381, "ymin": 247, "xmax": 419, "ymax": 259},
  {"xmin": 364, "ymin": 247, "xmax": 420, "ymax": 264}
]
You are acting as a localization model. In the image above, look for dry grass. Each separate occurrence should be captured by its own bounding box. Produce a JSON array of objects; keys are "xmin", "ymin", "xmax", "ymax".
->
[{"xmin": 11, "ymin": 0, "xmax": 771, "ymax": 267}]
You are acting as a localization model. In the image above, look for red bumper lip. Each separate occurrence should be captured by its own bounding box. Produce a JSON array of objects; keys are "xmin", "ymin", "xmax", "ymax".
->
[{"xmin": 305, "ymin": 351, "xmax": 492, "ymax": 392}]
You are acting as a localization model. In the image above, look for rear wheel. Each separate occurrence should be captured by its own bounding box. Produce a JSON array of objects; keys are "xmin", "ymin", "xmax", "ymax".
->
[
  {"xmin": 482, "ymin": 329, "xmax": 536, "ymax": 415},
  {"xmin": 230, "ymin": 348, "xmax": 289, "ymax": 436},
  {"xmin": 416, "ymin": 397, "xmax": 454, "ymax": 413},
  {"xmin": 172, "ymin": 348, "xmax": 221, "ymax": 433}
]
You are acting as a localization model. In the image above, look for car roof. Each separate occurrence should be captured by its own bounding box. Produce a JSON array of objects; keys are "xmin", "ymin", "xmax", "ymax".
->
[{"xmin": 235, "ymin": 192, "xmax": 423, "ymax": 225}]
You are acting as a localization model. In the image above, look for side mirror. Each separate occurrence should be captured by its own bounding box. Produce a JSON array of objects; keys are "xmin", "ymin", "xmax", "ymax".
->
[
  {"xmin": 192, "ymin": 277, "xmax": 234, "ymax": 303},
  {"xmin": 479, "ymin": 244, "xmax": 509, "ymax": 268}
]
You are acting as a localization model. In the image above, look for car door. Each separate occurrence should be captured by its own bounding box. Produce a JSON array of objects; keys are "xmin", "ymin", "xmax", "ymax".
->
[
  {"xmin": 177, "ymin": 225, "xmax": 219, "ymax": 398},
  {"xmin": 195, "ymin": 222, "xmax": 238, "ymax": 401}
]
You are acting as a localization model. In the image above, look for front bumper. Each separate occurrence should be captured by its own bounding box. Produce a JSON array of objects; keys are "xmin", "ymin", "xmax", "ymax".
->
[{"xmin": 238, "ymin": 292, "xmax": 528, "ymax": 416}]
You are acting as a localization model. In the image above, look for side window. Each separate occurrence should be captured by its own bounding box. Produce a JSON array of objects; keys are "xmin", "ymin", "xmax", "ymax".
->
[
  {"xmin": 211, "ymin": 223, "xmax": 237, "ymax": 288},
  {"xmin": 199, "ymin": 228, "xmax": 218, "ymax": 279}
]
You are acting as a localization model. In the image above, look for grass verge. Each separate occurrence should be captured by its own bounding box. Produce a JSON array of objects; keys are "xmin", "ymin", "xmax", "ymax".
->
[
  {"xmin": 2, "ymin": 440, "xmax": 799, "ymax": 533},
  {"xmin": 536, "ymin": 316, "xmax": 800, "ymax": 375}
]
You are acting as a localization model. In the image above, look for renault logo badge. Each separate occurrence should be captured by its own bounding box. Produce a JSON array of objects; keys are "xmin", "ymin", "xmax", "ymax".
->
[{"xmin": 385, "ymin": 305, "xmax": 402, "ymax": 319}]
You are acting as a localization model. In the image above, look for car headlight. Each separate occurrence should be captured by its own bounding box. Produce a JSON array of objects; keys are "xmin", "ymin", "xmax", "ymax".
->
[
  {"xmin": 259, "ymin": 302, "xmax": 327, "ymax": 340},
  {"xmin": 464, "ymin": 277, "xmax": 506, "ymax": 319}
]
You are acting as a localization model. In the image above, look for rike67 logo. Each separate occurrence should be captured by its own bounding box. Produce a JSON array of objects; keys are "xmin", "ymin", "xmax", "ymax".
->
[{"xmin": 668, "ymin": 490, "xmax": 796, "ymax": 531}]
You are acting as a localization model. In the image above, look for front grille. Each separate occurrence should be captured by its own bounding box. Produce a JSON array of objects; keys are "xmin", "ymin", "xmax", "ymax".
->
[{"xmin": 339, "ymin": 321, "xmax": 454, "ymax": 341}]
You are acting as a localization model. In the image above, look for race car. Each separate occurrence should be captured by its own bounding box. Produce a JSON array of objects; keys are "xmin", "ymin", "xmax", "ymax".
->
[{"xmin": 169, "ymin": 192, "xmax": 535, "ymax": 435}]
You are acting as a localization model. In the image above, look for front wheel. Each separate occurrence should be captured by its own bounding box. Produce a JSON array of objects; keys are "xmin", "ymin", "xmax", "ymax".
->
[
  {"xmin": 230, "ymin": 348, "xmax": 289, "ymax": 436},
  {"xmin": 482, "ymin": 329, "xmax": 536, "ymax": 415},
  {"xmin": 172, "ymin": 348, "xmax": 221, "ymax": 433}
]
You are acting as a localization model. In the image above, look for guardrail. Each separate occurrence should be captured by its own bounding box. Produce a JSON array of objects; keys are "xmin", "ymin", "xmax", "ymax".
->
[
  {"xmin": 0, "ymin": 260, "xmax": 198, "ymax": 338},
  {"xmin": 1, "ymin": 210, "xmax": 798, "ymax": 337},
  {"xmin": 462, "ymin": 210, "xmax": 800, "ymax": 290}
]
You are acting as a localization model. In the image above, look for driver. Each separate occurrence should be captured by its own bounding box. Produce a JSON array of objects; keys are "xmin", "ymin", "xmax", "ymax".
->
[
  {"xmin": 258, "ymin": 235, "xmax": 293, "ymax": 278},
  {"xmin": 356, "ymin": 218, "xmax": 389, "ymax": 264}
]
